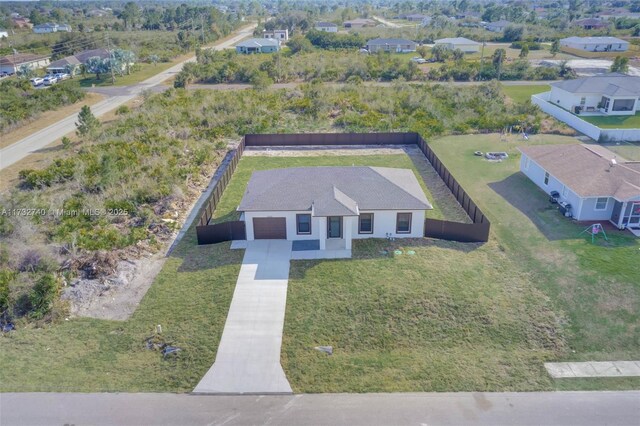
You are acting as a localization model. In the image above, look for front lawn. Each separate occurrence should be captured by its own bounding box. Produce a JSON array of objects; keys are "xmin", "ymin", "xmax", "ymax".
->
[
  {"xmin": 281, "ymin": 133, "xmax": 640, "ymax": 392},
  {"xmin": 581, "ymin": 113, "xmax": 640, "ymax": 129},
  {"xmin": 79, "ymin": 62, "xmax": 176, "ymax": 88}
]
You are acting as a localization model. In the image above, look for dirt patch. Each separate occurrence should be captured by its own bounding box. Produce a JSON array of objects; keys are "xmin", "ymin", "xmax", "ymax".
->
[{"xmin": 62, "ymin": 254, "xmax": 166, "ymax": 320}]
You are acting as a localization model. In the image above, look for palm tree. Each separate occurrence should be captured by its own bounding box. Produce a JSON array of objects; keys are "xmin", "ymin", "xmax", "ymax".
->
[{"xmin": 18, "ymin": 64, "xmax": 35, "ymax": 79}]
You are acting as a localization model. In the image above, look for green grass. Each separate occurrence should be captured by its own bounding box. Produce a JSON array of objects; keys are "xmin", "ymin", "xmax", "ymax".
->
[
  {"xmin": 502, "ymin": 84, "xmax": 550, "ymax": 104},
  {"xmin": 212, "ymin": 154, "xmax": 467, "ymax": 224},
  {"xmin": 581, "ymin": 113, "xmax": 640, "ymax": 129},
  {"xmin": 280, "ymin": 133, "xmax": 639, "ymax": 392},
  {"xmin": 595, "ymin": 141, "xmax": 640, "ymax": 161},
  {"xmin": 78, "ymin": 62, "xmax": 176, "ymax": 88},
  {"xmin": 0, "ymin": 230, "xmax": 242, "ymax": 392}
]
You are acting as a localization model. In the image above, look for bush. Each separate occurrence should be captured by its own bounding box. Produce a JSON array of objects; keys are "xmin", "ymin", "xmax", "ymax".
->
[
  {"xmin": 29, "ymin": 273, "xmax": 58, "ymax": 319},
  {"xmin": 115, "ymin": 105, "xmax": 131, "ymax": 115},
  {"xmin": 0, "ymin": 269, "xmax": 15, "ymax": 316},
  {"xmin": 510, "ymin": 41, "xmax": 542, "ymax": 50}
]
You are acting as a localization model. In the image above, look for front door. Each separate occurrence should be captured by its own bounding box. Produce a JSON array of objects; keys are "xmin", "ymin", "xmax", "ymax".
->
[
  {"xmin": 327, "ymin": 216, "xmax": 342, "ymax": 238},
  {"xmin": 628, "ymin": 202, "xmax": 640, "ymax": 227}
]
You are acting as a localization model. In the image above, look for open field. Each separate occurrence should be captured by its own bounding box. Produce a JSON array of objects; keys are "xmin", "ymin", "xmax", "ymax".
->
[
  {"xmin": 581, "ymin": 112, "xmax": 640, "ymax": 129},
  {"xmin": 502, "ymin": 84, "xmax": 550, "ymax": 104}
]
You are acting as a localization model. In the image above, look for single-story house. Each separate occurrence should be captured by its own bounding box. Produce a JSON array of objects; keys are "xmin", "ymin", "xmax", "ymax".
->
[
  {"xmin": 73, "ymin": 48, "xmax": 111, "ymax": 63},
  {"xmin": 343, "ymin": 18, "xmax": 376, "ymax": 28},
  {"xmin": 434, "ymin": 37, "xmax": 481, "ymax": 53},
  {"xmin": 0, "ymin": 53, "xmax": 50, "ymax": 74},
  {"xmin": 485, "ymin": 20, "xmax": 511, "ymax": 32},
  {"xmin": 546, "ymin": 73, "xmax": 640, "ymax": 115},
  {"xmin": 235, "ymin": 38, "xmax": 280, "ymax": 54},
  {"xmin": 560, "ymin": 36, "xmax": 628, "ymax": 52},
  {"xmin": 314, "ymin": 22, "xmax": 338, "ymax": 32},
  {"xmin": 403, "ymin": 14, "xmax": 429, "ymax": 22},
  {"xmin": 46, "ymin": 55, "xmax": 82, "ymax": 74},
  {"xmin": 519, "ymin": 144, "xmax": 640, "ymax": 229},
  {"xmin": 365, "ymin": 38, "xmax": 417, "ymax": 53},
  {"xmin": 263, "ymin": 29, "xmax": 288, "ymax": 41},
  {"xmin": 420, "ymin": 16, "xmax": 433, "ymax": 26},
  {"xmin": 11, "ymin": 17, "xmax": 32, "ymax": 29},
  {"xmin": 572, "ymin": 18, "xmax": 609, "ymax": 30},
  {"xmin": 238, "ymin": 166, "xmax": 433, "ymax": 250}
]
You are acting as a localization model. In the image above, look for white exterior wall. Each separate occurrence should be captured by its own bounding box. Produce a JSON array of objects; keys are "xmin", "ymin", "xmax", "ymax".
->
[
  {"xmin": 442, "ymin": 43, "xmax": 479, "ymax": 53},
  {"xmin": 316, "ymin": 25, "xmax": 337, "ymax": 32},
  {"xmin": 0, "ymin": 57, "xmax": 50, "ymax": 74},
  {"xmin": 549, "ymin": 86, "xmax": 602, "ymax": 112},
  {"xmin": 350, "ymin": 210, "xmax": 425, "ymax": 239},
  {"xmin": 244, "ymin": 210, "xmax": 425, "ymax": 241},
  {"xmin": 561, "ymin": 40, "xmax": 628, "ymax": 52}
]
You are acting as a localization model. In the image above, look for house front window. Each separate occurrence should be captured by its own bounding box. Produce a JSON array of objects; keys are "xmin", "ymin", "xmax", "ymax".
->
[
  {"xmin": 396, "ymin": 213, "xmax": 412, "ymax": 234},
  {"xmin": 580, "ymin": 97, "xmax": 586, "ymax": 106},
  {"xmin": 296, "ymin": 214, "xmax": 311, "ymax": 234},
  {"xmin": 612, "ymin": 99, "xmax": 635, "ymax": 112},
  {"xmin": 359, "ymin": 213, "xmax": 374, "ymax": 234},
  {"xmin": 595, "ymin": 197, "xmax": 608, "ymax": 210},
  {"xmin": 544, "ymin": 171, "xmax": 550, "ymax": 186}
]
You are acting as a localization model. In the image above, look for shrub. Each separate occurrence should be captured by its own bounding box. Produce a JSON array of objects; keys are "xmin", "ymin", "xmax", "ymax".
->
[
  {"xmin": 29, "ymin": 273, "xmax": 58, "ymax": 319},
  {"xmin": 76, "ymin": 105, "xmax": 100, "ymax": 137},
  {"xmin": 115, "ymin": 105, "xmax": 131, "ymax": 115},
  {"xmin": 0, "ymin": 269, "xmax": 15, "ymax": 316}
]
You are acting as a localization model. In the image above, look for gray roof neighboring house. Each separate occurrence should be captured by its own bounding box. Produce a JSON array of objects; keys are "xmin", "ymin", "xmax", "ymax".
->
[
  {"xmin": 519, "ymin": 144, "xmax": 640, "ymax": 200},
  {"xmin": 47, "ymin": 55, "xmax": 81, "ymax": 69},
  {"xmin": 74, "ymin": 48, "xmax": 110, "ymax": 62},
  {"xmin": 0, "ymin": 53, "xmax": 49, "ymax": 66},
  {"xmin": 487, "ymin": 20, "xmax": 511, "ymax": 27},
  {"xmin": 236, "ymin": 38, "xmax": 280, "ymax": 48},
  {"xmin": 434, "ymin": 37, "xmax": 480, "ymax": 45},
  {"xmin": 238, "ymin": 167, "xmax": 433, "ymax": 216},
  {"xmin": 551, "ymin": 73, "xmax": 640, "ymax": 96},
  {"xmin": 366, "ymin": 38, "xmax": 416, "ymax": 46},
  {"xmin": 315, "ymin": 21, "xmax": 338, "ymax": 27},
  {"xmin": 560, "ymin": 36, "xmax": 628, "ymax": 45}
]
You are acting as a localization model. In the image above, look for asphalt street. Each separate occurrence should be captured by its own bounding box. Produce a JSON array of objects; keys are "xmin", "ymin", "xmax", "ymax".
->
[
  {"xmin": 1, "ymin": 391, "xmax": 639, "ymax": 426},
  {"xmin": 0, "ymin": 24, "xmax": 257, "ymax": 171}
]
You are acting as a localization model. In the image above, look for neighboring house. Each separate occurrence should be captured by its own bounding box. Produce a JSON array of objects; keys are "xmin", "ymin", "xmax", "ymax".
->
[
  {"xmin": 560, "ymin": 36, "xmax": 628, "ymax": 52},
  {"xmin": 315, "ymin": 22, "xmax": 338, "ymax": 32},
  {"xmin": 33, "ymin": 23, "xmax": 60, "ymax": 33},
  {"xmin": 546, "ymin": 73, "xmax": 640, "ymax": 115},
  {"xmin": 11, "ymin": 17, "xmax": 32, "ymax": 29},
  {"xmin": 365, "ymin": 38, "xmax": 417, "ymax": 53},
  {"xmin": 572, "ymin": 18, "xmax": 609, "ymax": 30},
  {"xmin": 263, "ymin": 29, "xmax": 288, "ymax": 41},
  {"xmin": 238, "ymin": 167, "xmax": 433, "ymax": 250},
  {"xmin": 47, "ymin": 48, "xmax": 133, "ymax": 74},
  {"xmin": 46, "ymin": 55, "xmax": 81, "ymax": 74},
  {"xmin": 57, "ymin": 24, "xmax": 72, "ymax": 32},
  {"xmin": 403, "ymin": 14, "xmax": 429, "ymax": 22},
  {"xmin": 74, "ymin": 48, "xmax": 111, "ymax": 63},
  {"xmin": 0, "ymin": 29, "xmax": 8, "ymax": 38},
  {"xmin": 519, "ymin": 144, "xmax": 640, "ymax": 229},
  {"xmin": 485, "ymin": 20, "xmax": 511, "ymax": 32},
  {"xmin": 343, "ymin": 18, "xmax": 376, "ymax": 28},
  {"xmin": 235, "ymin": 38, "xmax": 280, "ymax": 54},
  {"xmin": 0, "ymin": 53, "xmax": 50, "ymax": 74},
  {"xmin": 434, "ymin": 37, "xmax": 481, "ymax": 53},
  {"xmin": 420, "ymin": 16, "xmax": 433, "ymax": 26}
]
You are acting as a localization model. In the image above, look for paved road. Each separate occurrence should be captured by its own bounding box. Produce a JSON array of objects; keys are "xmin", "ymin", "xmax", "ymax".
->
[
  {"xmin": 0, "ymin": 24, "xmax": 257, "ymax": 171},
  {"xmin": 372, "ymin": 15, "xmax": 405, "ymax": 28},
  {"xmin": 194, "ymin": 240, "xmax": 293, "ymax": 394},
  {"xmin": 2, "ymin": 391, "xmax": 639, "ymax": 425}
]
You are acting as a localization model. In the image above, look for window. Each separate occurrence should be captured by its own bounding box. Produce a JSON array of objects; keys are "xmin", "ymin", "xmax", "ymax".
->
[
  {"xmin": 580, "ymin": 97, "xmax": 586, "ymax": 106},
  {"xmin": 296, "ymin": 214, "xmax": 311, "ymax": 234},
  {"xmin": 544, "ymin": 171, "xmax": 550, "ymax": 186},
  {"xmin": 359, "ymin": 213, "xmax": 374, "ymax": 234},
  {"xmin": 396, "ymin": 213, "xmax": 412, "ymax": 234},
  {"xmin": 595, "ymin": 197, "xmax": 608, "ymax": 210}
]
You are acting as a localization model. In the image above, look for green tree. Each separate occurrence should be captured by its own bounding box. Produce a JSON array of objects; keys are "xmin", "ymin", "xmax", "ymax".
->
[
  {"xmin": 29, "ymin": 273, "xmax": 58, "ymax": 319},
  {"xmin": 250, "ymin": 70, "xmax": 273, "ymax": 90},
  {"xmin": 120, "ymin": 2, "xmax": 141, "ymax": 29},
  {"xmin": 610, "ymin": 56, "xmax": 629, "ymax": 73},
  {"xmin": 550, "ymin": 39, "xmax": 560, "ymax": 57},
  {"xmin": 503, "ymin": 25, "xmax": 524, "ymax": 42},
  {"xmin": 519, "ymin": 44, "xmax": 529, "ymax": 58},
  {"xmin": 61, "ymin": 136, "xmax": 72, "ymax": 149},
  {"xmin": 17, "ymin": 64, "xmax": 35, "ymax": 79},
  {"xmin": 431, "ymin": 44, "xmax": 451, "ymax": 62},
  {"xmin": 287, "ymin": 36, "xmax": 313, "ymax": 54},
  {"xmin": 492, "ymin": 48, "xmax": 506, "ymax": 79},
  {"xmin": 452, "ymin": 48, "xmax": 465, "ymax": 61},
  {"xmin": 0, "ymin": 269, "xmax": 15, "ymax": 317},
  {"xmin": 76, "ymin": 105, "xmax": 100, "ymax": 137}
]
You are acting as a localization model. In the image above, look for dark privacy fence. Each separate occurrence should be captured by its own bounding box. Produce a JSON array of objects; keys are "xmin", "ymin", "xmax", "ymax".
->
[{"xmin": 196, "ymin": 132, "xmax": 490, "ymax": 245}]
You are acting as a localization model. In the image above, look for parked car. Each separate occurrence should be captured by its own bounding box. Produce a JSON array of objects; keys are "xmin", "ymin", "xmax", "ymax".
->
[
  {"xmin": 30, "ymin": 77, "xmax": 44, "ymax": 86},
  {"xmin": 55, "ymin": 73, "xmax": 70, "ymax": 80},
  {"xmin": 411, "ymin": 56, "xmax": 427, "ymax": 64},
  {"xmin": 43, "ymin": 75, "xmax": 58, "ymax": 86}
]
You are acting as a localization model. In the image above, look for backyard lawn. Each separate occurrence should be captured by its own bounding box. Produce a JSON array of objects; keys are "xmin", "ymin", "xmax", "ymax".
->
[
  {"xmin": 581, "ymin": 113, "xmax": 640, "ymax": 129},
  {"xmin": 502, "ymin": 84, "xmax": 550, "ymax": 105}
]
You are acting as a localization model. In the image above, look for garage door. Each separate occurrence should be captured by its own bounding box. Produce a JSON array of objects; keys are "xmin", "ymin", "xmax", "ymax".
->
[{"xmin": 253, "ymin": 217, "xmax": 287, "ymax": 239}]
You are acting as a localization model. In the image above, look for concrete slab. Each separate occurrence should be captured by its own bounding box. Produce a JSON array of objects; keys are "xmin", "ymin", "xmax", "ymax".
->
[
  {"xmin": 545, "ymin": 361, "xmax": 640, "ymax": 378},
  {"xmin": 229, "ymin": 240, "xmax": 247, "ymax": 250},
  {"xmin": 193, "ymin": 240, "xmax": 293, "ymax": 394}
]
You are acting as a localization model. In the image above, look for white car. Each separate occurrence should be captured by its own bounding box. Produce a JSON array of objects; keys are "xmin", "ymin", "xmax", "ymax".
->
[
  {"xmin": 43, "ymin": 75, "xmax": 58, "ymax": 86},
  {"xmin": 30, "ymin": 77, "xmax": 44, "ymax": 86},
  {"xmin": 411, "ymin": 56, "xmax": 427, "ymax": 64},
  {"xmin": 55, "ymin": 73, "xmax": 70, "ymax": 80}
]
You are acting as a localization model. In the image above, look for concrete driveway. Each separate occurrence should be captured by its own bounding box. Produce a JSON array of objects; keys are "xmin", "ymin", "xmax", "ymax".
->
[{"xmin": 193, "ymin": 240, "xmax": 293, "ymax": 394}]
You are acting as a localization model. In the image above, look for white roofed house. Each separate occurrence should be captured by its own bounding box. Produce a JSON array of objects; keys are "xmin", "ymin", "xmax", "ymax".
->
[
  {"xmin": 235, "ymin": 38, "xmax": 281, "ymax": 54},
  {"xmin": 314, "ymin": 22, "xmax": 338, "ymax": 32},
  {"xmin": 560, "ymin": 36, "xmax": 628, "ymax": 52},
  {"xmin": 263, "ymin": 29, "xmax": 289, "ymax": 41},
  {"xmin": 365, "ymin": 38, "xmax": 417, "ymax": 53},
  {"xmin": 237, "ymin": 167, "xmax": 433, "ymax": 254},
  {"xmin": 434, "ymin": 37, "xmax": 480, "ymax": 53},
  {"xmin": 485, "ymin": 20, "xmax": 512, "ymax": 32}
]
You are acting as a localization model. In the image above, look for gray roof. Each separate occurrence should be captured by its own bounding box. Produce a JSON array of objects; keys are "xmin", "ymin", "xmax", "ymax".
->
[
  {"xmin": 366, "ymin": 38, "xmax": 416, "ymax": 46},
  {"xmin": 551, "ymin": 73, "xmax": 640, "ymax": 96},
  {"xmin": 315, "ymin": 21, "xmax": 338, "ymax": 27},
  {"xmin": 434, "ymin": 37, "xmax": 480, "ymax": 45},
  {"xmin": 487, "ymin": 20, "xmax": 511, "ymax": 26},
  {"xmin": 74, "ymin": 48, "xmax": 110, "ymax": 62},
  {"xmin": 519, "ymin": 144, "xmax": 640, "ymax": 200},
  {"xmin": 238, "ymin": 167, "xmax": 432, "ymax": 216},
  {"xmin": 236, "ymin": 38, "xmax": 280, "ymax": 48},
  {"xmin": 561, "ymin": 36, "xmax": 628, "ymax": 44},
  {"xmin": 47, "ymin": 55, "xmax": 81, "ymax": 69}
]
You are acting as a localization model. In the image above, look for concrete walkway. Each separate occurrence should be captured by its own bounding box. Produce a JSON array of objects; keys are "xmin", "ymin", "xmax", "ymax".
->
[
  {"xmin": 545, "ymin": 361, "xmax": 640, "ymax": 378},
  {"xmin": 193, "ymin": 240, "xmax": 293, "ymax": 394}
]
